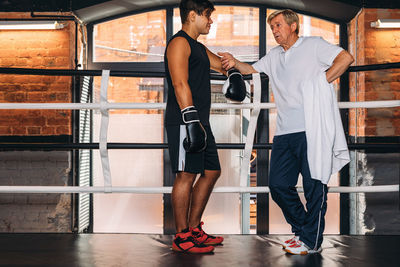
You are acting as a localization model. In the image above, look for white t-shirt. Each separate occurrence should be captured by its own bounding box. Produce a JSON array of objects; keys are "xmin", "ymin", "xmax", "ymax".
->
[{"xmin": 252, "ymin": 36, "xmax": 343, "ymax": 136}]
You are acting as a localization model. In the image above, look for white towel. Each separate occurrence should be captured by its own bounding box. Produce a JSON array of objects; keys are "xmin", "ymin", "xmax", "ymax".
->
[{"xmin": 302, "ymin": 72, "xmax": 350, "ymax": 184}]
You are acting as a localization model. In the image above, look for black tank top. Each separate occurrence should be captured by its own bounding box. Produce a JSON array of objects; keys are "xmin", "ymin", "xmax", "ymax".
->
[{"xmin": 164, "ymin": 30, "xmax": 211, "ymax": 126}]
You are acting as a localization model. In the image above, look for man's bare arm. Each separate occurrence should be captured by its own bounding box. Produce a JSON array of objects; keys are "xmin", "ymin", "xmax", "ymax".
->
[
  {"xmin": 206, "ymin": 48, "xmax": 227, "ymax": 76},
  {"xmin": 167, "ymin": 37, "xmax": 193, "ymax": 109},
  {"xmin": 217, "ymin": 52, "xmax": 257, "ymax": 75},
  {"xmin": 326, "ymin": 50, "xmax": 354, "ymax": 83}
]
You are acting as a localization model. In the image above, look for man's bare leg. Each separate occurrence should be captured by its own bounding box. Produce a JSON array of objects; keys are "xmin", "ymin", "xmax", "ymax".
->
[
  {"xmin": 188, "ymin": 169, "xmax": 221, "ymax": 228},
  {"xmin": 172, "ymin": 171, "xmax": 197, "ymax": 232}
]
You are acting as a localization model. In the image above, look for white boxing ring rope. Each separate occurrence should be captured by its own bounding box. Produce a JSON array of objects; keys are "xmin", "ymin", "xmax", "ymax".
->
[
  {"xmin": 1, "ymin": 100, "xmax": 400, "ymax": 110},
  {"xmin": 0, "ymin": 185, "xmax": 396, "ymax": 194},
  {"xmin": 0, "ymin": 70, "xmax": 399, "ymax": 195}
]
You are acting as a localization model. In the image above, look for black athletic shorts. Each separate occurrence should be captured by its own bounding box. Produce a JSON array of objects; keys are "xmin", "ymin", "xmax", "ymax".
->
[{"xmin": 166, "ymin": 124, "xmax": 221, "ymax": 174}]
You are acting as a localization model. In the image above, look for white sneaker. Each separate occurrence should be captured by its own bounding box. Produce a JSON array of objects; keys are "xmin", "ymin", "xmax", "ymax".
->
[
  {"xmin": 284, "ymin": 240, "xmax": 322, "ymax": 255},
  {"xmin": 281, "ymin": 236, "xmax": 299, "ymax": 249}
]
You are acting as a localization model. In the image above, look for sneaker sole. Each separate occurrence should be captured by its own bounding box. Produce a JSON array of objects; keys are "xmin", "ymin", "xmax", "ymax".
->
[
  {"xmin": 308, "ymin": 248, "xmax": 322, "ymax": 254},
  {"xmin": 282, "ymin": 242, "xmax": 296, "ymax": 249},
  {"xmin": 284, "ymin": 248, "xmax": 308, "ymax": 255},
  {"xmin": 284, "ymin": 247, "xmax": 322, "ymax": 255},
  {"xmin": 172, "ymin": 244, "xmax": 214, "ymax": 254}
]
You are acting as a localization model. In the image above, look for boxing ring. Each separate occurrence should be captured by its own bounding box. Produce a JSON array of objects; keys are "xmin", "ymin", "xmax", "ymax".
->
[
  {"xmin": 0, "ymin": 64, "xmax": 399, "ymax": 266},
  {"xmin": 0, "ymin": 66, "xmax": 398, "ymax": 195}
]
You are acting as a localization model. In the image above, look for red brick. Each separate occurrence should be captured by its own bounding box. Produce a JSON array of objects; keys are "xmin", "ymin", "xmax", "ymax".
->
[
  {"xmin": 27, "ymin": 127, "xmax": 41, "ymax": 135},
  {"xmin": 47, "ymin": 118, "xmax": 70, "ymax": 126},
  {"xmin": 21, "ymin": 117, "xmax": 46, "ymax": 126},
  {"xmin": 0, "ymin": 49, "xmax": 15, "ymax": 58},
  {"xmin": 56, "ymin": 111, "xmax": 70, "ymax": 118},
  {"xmin": 41, "ymin": 110, "xmax": 57, "ymax": 117},
  {"xmin": 55, "ymin": 126, "xmax": 70, "ymax": 135},
  {"xmin": 27, "ymin": 84, "xmax": 47, "ymax": 92},
  {"xmin": 42, "ymin": 76, "xmax": 57, "ymax": 84},
  {"xmin": 41, "ymin": 126, "xmax": 56, "ymax": 135},
  {"xmin": 27, "ymin": 110, "xmax": 41, "ymax": 117},
  {"xmin": 11, "ymin": 126, "xmax": 27, "ymax": 135},
  {"xmin": 27, "ymin": 92, "xmax": 44, "ymax": 102},
  {"xmin": 390, "ymin": 81, "xmax": 400, "ymax": 91},
  {"xmin": 47, "ymin": 48, "xmax": 69, "ymax": 57},
  {"xmin": 0, "ymin": 126, "xmax": 12, "ymax": 134},
  {"xmin": 4, "ymin": 92, "xmax": 26, "ymax": 102},
  {"xmin": 56, "ymin": 93, "xmax": 70, "ymax": 101},
  {"xmin": 0, "ymin": 57, "xmax": 14, "ymax": 67},
  {"xmin": 14, "ymin": 75, "xmax": 43, "ymax": 84},
  {"xmin": 55, "ymin": 57, "xmax": 71, "ymax": 66},
  {"xmin": 43, "ymin": 58, "xmax": 56, "ymax": 67},
  {"xmin": 30, "ymin": 57, "xmax": 46, "ymax": 67},
  {"xmin": 45, "ymin": 93, "xmax": 57, "ymax": 102},
  {"xmin": 377, "ymin": 91, "xmax": 395, "ymax": 100},
  {"xmin": 56, "ymin": 76, "xmax": 72, "ymax": 84},
  {"xmin": 364, "ymin": 127, "xmax": 376, "ymax": 136}
]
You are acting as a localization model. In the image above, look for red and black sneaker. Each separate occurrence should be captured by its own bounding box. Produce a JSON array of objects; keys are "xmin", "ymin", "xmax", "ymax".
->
[
  {"xmin": 172, "ymin": 230, "xmax": 214, "ymax": 254},
  {"xmin": 191, "ymin": 222, "xmax": 224, "ymax": 246}
]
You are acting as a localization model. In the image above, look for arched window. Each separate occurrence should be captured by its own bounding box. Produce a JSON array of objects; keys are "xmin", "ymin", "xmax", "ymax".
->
[
  {"xmin": 93, "ymin": 10, "xmax": 166, "ymax": 62},
  {"xmin": 87, "ymin": 5, "xmax": 342, "ymax": 235}
]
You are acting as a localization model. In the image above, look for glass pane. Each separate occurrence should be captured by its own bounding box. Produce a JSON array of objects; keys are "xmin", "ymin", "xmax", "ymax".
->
[
  {"xmin": 266, "ymin": 10, "xmax": 341, "ymax": 234},
  {"xmin": 93, "ymin": 10, "xmax": 166, "ymax": 62},
  {"xmin": 174, "ymin": 6, "xmax": 259, "ymax": 62},
  {"xmin": 93, "ymin": 76, "xmax": 164, "ymax": 107},
  {"xmin": 92, "ymin": 77, "xmax": 163, "ymax": 233}
]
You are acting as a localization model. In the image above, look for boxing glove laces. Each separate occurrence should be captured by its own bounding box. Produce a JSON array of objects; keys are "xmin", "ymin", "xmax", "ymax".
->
[
  {"xmin": 222, "ymin": 68, "xmax": 247, "ymax": 102},
  {"xmin": 181, "ymin": 106, "xmax": 207, "ymax": 152}
]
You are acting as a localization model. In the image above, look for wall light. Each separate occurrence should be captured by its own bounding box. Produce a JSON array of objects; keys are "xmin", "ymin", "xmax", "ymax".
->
[
  {"xmin": 0, "ymin": 21, "xmax": 64, "ymax": 30},
  {"xmin": 371, "ymin": 19, "xmax": 400, "ymax": 29}
]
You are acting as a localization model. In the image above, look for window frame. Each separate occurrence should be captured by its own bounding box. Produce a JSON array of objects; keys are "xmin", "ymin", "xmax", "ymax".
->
[{"xmin": 85, "ymin": 3, "xmax": 348, "ymax": 235}]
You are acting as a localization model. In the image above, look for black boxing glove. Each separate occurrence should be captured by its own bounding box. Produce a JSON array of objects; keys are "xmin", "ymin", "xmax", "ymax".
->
[
  {"xmin": 222, "ymin": 68, "xmax": 246, "ymax": 102},
  {"xmin": 181, "ymin": 106, "xmax": 207, "ymax": 152}
]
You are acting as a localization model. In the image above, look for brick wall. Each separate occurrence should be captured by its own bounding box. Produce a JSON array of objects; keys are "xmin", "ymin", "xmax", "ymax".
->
[
  {"xmin": 0, "ymin": 12, "xmax": 74, "ymax": 232},
  {"xmin": 348, "ymin": 9, "xmax": 400, "ymax": 137},
  {"xmin": 0, "ymin": 151, "xmax": 71, "ymax": 232},
  {"xmin": 348, "ymin": 9, "xmax": 400, "ymax": 235},
  {"xmin": 0, "ymin": 12, "xmax": 74, "ymax": 135}
]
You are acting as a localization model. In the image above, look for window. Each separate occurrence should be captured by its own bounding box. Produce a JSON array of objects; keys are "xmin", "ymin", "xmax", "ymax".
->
[
  {"xmin": 173, "ymin": 6, "xmax": 259, "ymax": 62},
  {"xmin": 87, "ymin": 5, "xmax": 345, "ymax": 235},
  {"xmin": 93, "ymin": 10, "xmax": 166, "ymax": 62}
]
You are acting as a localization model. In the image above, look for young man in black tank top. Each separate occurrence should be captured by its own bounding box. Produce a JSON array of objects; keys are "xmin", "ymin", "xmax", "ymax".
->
[{"xmin": 165, "ymin": 0, "xmax": 227, "ymax": 254}]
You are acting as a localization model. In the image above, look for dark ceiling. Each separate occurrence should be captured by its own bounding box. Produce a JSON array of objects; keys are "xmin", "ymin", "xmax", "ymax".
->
[
  {"xmin": 333, "ymin": 0, "xmax": 400, "ymax": 8},
  {"xmin": 0, "ymin": 0, "xmax": 110, "ymax": 12},
  {"xmin": 0, "ymin": 0, "xmax": 399, "ymax": 12},
  {"xmin": 0, "ymin": 0, "xmax": 399, "ymax": 24}
]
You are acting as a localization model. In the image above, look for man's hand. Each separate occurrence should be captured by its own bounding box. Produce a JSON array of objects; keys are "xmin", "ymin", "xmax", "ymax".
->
[
  {"xmin": 218, "ymin": 52, "xmax": 258, "ymax": 75},
  {"xmin": 218, "ymin": 52, "xmax": 237, "ymax": 71}
]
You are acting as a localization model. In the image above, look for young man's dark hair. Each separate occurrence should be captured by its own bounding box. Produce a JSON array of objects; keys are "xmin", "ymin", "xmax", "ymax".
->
[{"xmin": 179, "ymin": 0, "xmax": 215, "ymax": 24}]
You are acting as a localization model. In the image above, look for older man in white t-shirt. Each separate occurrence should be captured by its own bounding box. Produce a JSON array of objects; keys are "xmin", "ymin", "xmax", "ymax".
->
[{"xmin": 218, "ymin": 9, "xmax": 354, "ymax": 255}]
